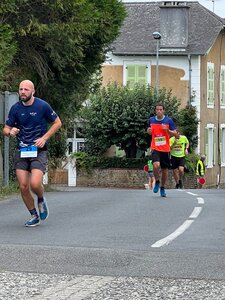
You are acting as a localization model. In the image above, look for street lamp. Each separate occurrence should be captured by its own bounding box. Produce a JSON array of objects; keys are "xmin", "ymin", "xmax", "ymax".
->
[{"xmin": 153, "ymin": 31, "xmax": 161, "ymax": 100}]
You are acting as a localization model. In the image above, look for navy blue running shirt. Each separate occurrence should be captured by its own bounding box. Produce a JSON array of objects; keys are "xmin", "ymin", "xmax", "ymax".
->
[{"xmin": 6, "ymin": 97, "xmax": 58, "ymax": 148}]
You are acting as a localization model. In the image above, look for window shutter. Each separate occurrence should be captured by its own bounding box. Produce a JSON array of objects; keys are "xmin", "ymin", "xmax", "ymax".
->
[
  {"xmin": 213, "ymin": 127, "xmax": 216, "ymax": 165},
  {"xmin": 221, "ymin": 127, "xmax": 225, "ymax": 165},
  {"xmin": 219, "ymin": 127, "xmax": 222, "ymax": 165},
  {"xmin": 221, "ymin": 67, "xmax": 225, "ymax": 106},
  {"xmin": 207, "ymin": 64, "xmax": 214, "ymax": 106},
  {"xmin": 136, "ymin": 65, "xmax": 147, "ymax": 86},
  {"xmin": 126, "ymin": 65, "xmax": 136, "ymax": 89},
  {"xmin": 126, "ymin": 64, "xmax": 148, "ymax": 89},
  {"xmin": 205, "ymin": 127, "xmax": 208, "ymax": 166}
]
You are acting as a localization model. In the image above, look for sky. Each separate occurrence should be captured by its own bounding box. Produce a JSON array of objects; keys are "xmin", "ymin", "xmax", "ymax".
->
[{"xmin": 122, "ymin": 0, "xmax": 225, "ymax": 18}]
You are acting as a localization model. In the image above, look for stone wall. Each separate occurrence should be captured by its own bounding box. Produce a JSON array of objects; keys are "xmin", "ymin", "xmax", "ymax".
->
[
  {"xmin": 76, "ymin": 168, "xmax": 198, "ymax": 189},
  {"xmin": 48, "ymin": 168, "xmax": 198, "ymax": 188}
]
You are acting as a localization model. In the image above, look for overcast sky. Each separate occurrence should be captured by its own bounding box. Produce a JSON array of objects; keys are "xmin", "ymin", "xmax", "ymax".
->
[{"xmin": 122, "ymin": 1, "xmax": 225, "ymax": 18}]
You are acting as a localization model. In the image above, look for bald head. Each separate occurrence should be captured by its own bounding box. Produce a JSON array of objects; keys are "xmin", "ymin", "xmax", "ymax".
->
[
  {"xmin": 19, "ymin": 80, "xmax": 35, "ymax": 103},
  {"xmin": 19, "ymin": 80, "xmax": 35, "ymax": 91}
]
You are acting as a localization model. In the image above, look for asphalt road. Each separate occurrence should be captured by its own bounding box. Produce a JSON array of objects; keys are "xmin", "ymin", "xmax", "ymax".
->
[{"xmin": 1, "ymin": 187, "xmax": 225, "ymax": 299}]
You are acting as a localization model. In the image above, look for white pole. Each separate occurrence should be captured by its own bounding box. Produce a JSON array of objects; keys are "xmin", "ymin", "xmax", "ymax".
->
[{"xmin": 68, "ymin": 160, "xmax": 76, "ymax": 186}]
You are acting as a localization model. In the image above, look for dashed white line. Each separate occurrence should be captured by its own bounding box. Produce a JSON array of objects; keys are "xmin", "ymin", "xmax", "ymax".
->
[
  {"xmin": 189, "ymin": 206, "xmax": 202, "ymax": 219},
  {"xmin": 151, "ymin": 191, "xmax": 204, "ymax": 248},
  {"xmin": 197, "ymin": 197, "xmax": 205, "ymax": 204},
  {"xmin": 187, "ymin": 192, "xmax": 198, "ymax": 196},
  {"xmin": 151, "ymin": 220, "xmax": 194, "ymax": 248}
]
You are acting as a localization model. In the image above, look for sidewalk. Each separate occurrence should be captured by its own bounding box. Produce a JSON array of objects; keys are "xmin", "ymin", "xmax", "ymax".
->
[
  {"xmin": 1, "ymin": 271, "xmax": 225, "ymax": 300},
  {"xmin": 49, "ymin": 184, "xmax": 87, "ymax": 192}
]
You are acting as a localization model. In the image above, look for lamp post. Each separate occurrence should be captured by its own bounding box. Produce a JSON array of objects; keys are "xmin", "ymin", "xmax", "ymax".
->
[{"xmin": 153, "ymin": 31, "xmax": 161, "ymax": 100}]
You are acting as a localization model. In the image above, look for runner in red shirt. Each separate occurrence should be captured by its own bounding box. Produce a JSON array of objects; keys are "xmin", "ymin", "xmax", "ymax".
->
[{"xmin": 147, "ymin": 103, "xmax": 177, "ymax": 197}]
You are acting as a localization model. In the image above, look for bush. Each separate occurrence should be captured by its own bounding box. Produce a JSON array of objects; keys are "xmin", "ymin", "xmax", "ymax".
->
[
  {"xmin": 71, "ymin": 151, "xmax": 198, "ymax": 174},
  {"xmin": 71, "ymin": 151, "xmax": 148, "ymax": 171},
  {"xmin": 185, "ymin": 153, "xmax": 199, "ymax": 173}
]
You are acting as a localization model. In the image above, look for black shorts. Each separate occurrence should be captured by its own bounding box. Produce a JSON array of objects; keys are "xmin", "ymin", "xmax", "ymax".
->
[
  {"xmin": 151, "ymin": 150, "xmax": 170, "ymax": 169},
  {"xmin": 14, "ymin": 150, "xmax": 48, "ymax": 173},
  {"xmin": 171, "ymin": 156, "xmax": 185, "ymax": 169},
  {"xmin": 148, "ymin": 171, "xmax": 154, "ymax": 178}
]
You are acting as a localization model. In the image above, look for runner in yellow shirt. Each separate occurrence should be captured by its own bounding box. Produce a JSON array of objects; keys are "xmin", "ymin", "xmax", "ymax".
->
[{"xmin": 170, "ymin": 130, "xmax": 189, "ymax": 189}]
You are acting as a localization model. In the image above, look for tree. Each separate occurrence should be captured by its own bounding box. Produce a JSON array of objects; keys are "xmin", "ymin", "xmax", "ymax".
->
[
  {"xmin": 176, "ymin": 105, "xmax": 199, "ymax": 151},
  {"xmin": 0, "ymin": 0, "xmax": 127, "ymax": 167},
  {"xmin": 0, "ymin": 0, "xmax": 17, "ymax": 87},
  {"xmin": 81, "ymin": 84, "xmax": 181, "ymax": 158},
  {"xmin": 0, "ymin": 0, "xmax": 127, "ymax": 118}
]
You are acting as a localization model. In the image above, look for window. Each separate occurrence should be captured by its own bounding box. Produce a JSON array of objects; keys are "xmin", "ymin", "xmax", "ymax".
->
[
  {"xmin": 220, "ymin": 124, "xmax": 225, "ymax": 166},
  {"xmin": 205, "ymin": 124, "xmax": 216, "ymax": 167},
  {"xmin": 66, "ymin": 138, "xmax": 85, "ymax": 156},
  {"xmin": 207, "ymin": 63, "xmax": 214, "ymax": 107},
  {"xmin": 77, "ymin": 141, "xmax": 85, "ymax": 151},
  {"xmin": 124, "ymin": 63, "xmax": 150, "ymax": 88},
  {"xmin": 66, "ymin": 128, "xmax": 85, "ymax": 156},
  {"xmin": 221, "ymin": 65, "xmax": 225, "ymax": 107}
]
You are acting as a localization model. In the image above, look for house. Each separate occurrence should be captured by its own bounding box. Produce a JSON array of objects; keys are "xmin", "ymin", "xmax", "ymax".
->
[{"xmin": 101, "ymin": 1, "xmax": 225, "ymax": 187}]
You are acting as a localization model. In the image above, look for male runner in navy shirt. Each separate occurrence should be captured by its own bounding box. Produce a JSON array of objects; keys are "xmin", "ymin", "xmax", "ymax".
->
[
  {"xmin": 147, "ymin": 103, "xmax": 177, "ymax": 197},
  {"xmin": 3, "ymin": 79, "xmax": 62, "ymax": 227}
]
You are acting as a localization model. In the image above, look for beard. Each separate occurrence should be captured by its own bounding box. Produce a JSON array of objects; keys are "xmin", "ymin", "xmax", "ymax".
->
[{"xmin": 19, "ymin": 93, "xmax": 33, "ymax": 103}]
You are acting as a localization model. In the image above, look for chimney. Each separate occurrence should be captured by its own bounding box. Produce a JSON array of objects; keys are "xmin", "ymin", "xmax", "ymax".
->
[{"xmin": 160, "ymin": 1, "xmax": 190, "ymax": 48}]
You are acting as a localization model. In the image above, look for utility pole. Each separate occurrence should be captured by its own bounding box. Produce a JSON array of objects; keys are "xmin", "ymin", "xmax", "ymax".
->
[{"xmin": 153, "ymin": 32, "xmax": 162, "ymax": 101}]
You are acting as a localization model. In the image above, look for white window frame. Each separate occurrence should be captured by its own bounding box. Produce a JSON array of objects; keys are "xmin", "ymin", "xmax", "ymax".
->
[
  {"xmin": 66, "ymin": 128, "xmax": 85, "ymax": 156},
  {"xmin": 220, "ymin": 65, "xmax": 225, "ymax": 108},
  {"xmin": 123, "ymin": 61, "xmax": 151, "ymax": 87},
  {"xmin": 205, "ymin": 124, "xmax": 216, "ymax": 168},
  {"xmin": 220, "ymin": 124, "xmax": 225, "ymax": 166},
  {"xmin": 207, "ymin": 62, "xmax": 214, "ymax": 108}
]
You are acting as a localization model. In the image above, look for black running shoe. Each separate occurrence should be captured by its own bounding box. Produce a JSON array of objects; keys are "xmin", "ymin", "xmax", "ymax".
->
[{"xmin": 179, "ymin": 180, "xmax": 183, "ymax": 189}]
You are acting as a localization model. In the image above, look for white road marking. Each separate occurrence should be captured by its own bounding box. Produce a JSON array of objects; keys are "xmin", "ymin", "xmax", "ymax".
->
[
  {"xmin": 189, "ymin": 207, "xmax": 202, "ymax": 219},
  {"xmin": 187, "ymin": 192, "xmax": 198, "ymax": 196},
  {"xmin": 197, "ymin": 197, "xmax": 205, "ymax": 204},
  {"xmin": 151, "ymin": 220, "xmax": 194, "ymax": 248},
  {"xmin": 151, "ymin": 191, "xmax": 205, "ymax": 248}
]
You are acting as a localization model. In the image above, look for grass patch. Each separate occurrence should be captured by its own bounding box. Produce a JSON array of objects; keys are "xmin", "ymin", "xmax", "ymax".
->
[
  {"xmin": 0, "ymin": 182, "xmax": 56, "ymax": 198},
  {"xmin": 0, "ymin": 181, "xmax": 20, "ymax": 198}
]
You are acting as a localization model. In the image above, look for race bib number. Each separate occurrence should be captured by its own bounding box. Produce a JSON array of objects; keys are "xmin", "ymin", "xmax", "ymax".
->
[
  {"xmin": 173, "ymin": 145, "xmax": 183, "ymax": 155},
  {"xmin": 20, "ymin": 146, "xmax": 38, "ymax": 158},
  {"xmin": 155, "ymin": 136, "xmax": 166, "ymax": 146},
  {"xmin": 174, "ymin": 148, "xmax": 182, "ymax": 155},
  {"xmin": 174, "ymin": 149, "xmax": 182, "ymax": 155}
]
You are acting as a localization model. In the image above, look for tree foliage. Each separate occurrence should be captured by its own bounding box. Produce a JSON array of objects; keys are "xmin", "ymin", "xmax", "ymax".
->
[
  {"xmin": 176, "ymin": 105, "xmax": 199, "ymax": 151},
  {"xmin": 0, "ymin": 25, "xmax": 16, "ymax": 80},
  {"xmin": 81, "ymin": 84, "xmax": 182, "ymax": 158},
  {"xmin": 0, "ymin": 0, "xmax": 127, "ymax": 119}
]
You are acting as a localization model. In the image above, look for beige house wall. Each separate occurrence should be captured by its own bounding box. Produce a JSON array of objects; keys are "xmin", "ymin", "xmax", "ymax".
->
[
  {"xmin": 153, "ymin": 65, "xmax": 188, "ymax": 108},
  {"xmin": 101, "ymin": 64, "xmax": 188, "ymax": 107},
  {"xmin": 101, "ymin": 65, "xmax": 123, "ymax": 86},
  {"xmin": 200, "ymin": 32, "xmax": 225, "ymax": 186}
]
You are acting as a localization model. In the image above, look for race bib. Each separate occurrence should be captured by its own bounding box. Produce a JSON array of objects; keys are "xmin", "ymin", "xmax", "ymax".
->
[
  {"xmin": 20, "ymin": 146, "xmax": 38, "ymax": 158},
  {"xmin": 173, "ymin": 145, "xmax": 183, "ymax": 155},
  {"xmin": 155, "ymin": 136, "xmax": 166, "ymax": 146}
]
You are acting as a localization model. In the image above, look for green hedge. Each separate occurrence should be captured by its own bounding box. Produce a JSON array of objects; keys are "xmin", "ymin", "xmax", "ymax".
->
[
  {"xmin": 71, "ymin": 151, "xmax": 148, "ymax": 170},
  {"xmin": 70, "ymin": 151, "xmax": 198, "ymax": 173}
]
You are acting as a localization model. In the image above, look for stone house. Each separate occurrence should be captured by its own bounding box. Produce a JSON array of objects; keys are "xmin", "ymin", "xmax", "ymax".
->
[{"xmin": 101, "ymin": 1, "xmax": 225, "ymax": 187}]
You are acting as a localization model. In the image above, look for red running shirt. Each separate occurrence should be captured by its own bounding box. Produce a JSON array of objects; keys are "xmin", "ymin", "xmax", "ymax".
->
[{"xmin": 149, "ymin": 115, "xmax": 176, "ymax": 152}]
